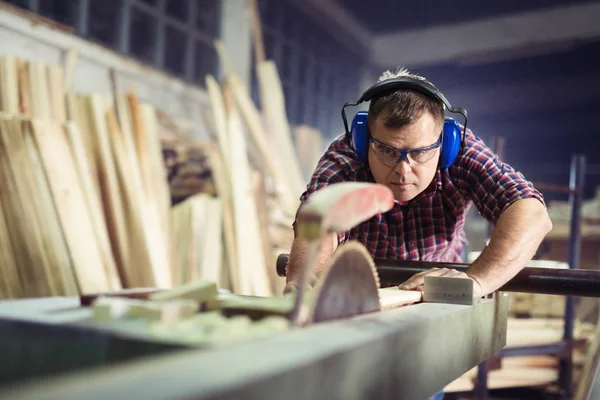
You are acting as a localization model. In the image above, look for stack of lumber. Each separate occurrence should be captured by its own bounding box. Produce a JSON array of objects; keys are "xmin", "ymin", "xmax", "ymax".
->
[
  {"xmin": 546, "ymin": 186, "xmax": 600, "ymax": 239},
  {"xmin": 445, "ymin": 317, "xmax": 597, "ymax": 394},
  {"xmin": 507, "ymin": 260, "xmax": 569, "ymax": 318},
  {"xmin": 0, "ymin": 0, "xmax": 326, "ymax": 300},
  {"xmin": 0, "ymin": 43, "xmax": 322, "ymax": 299},
  {"xmin": 0, "ymin": 54, "xmax": 173, "ymax": 297}
]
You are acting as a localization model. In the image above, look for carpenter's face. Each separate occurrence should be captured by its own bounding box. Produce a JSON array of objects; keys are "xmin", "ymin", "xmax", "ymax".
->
[{"xmin": 367, "ymin": 112, "xmax": 442, "ymax": 202}]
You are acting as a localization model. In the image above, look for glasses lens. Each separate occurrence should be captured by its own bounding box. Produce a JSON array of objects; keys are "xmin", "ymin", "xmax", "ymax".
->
[
  {"xmin": 408, "ymin": 148, "xmax": 437, "ymax": 164},
  {"xmin": 371, "ymin": 142, "xmax": 400, "ymax": 165}
]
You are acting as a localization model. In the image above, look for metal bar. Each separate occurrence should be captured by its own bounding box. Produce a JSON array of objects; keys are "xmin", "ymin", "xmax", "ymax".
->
[
  {"xmin": 532, "ymin": 182, "xmax": 581, "ymax": 194},
  {"xmin": 132, "ymin": 0, "xmax": 213, "ymax": 45},
  {"xmin": 497, "ymin": 341, "xmax": 570, "ymax": 358},
  {"xmin": 276, "ymin": 255, "xmax": 600, "ymax": 297},
  {"xmin": 183, "ymin": 0, "xmax": 196, "ymax": 82},
  {"xmin": 153, "ymin": 0, "xmax": 166, "ymax": 68},
  {"xmin": 76, "ymin": 0, "xmax": 90, "ymax": 36},
  {"xmin": 0, "ymin": 297, "xmax": 508, "ymax": 400},
  {"xmin": 117, "ymin": 0, "xmax": 133, "ymax": 54},
  {"xmin": 560, "ymin": 153, "xmax": 586, "ymax": 398},
  {"xmin": 27, "ymin": 0, "xmax": 39, "ymax": 13},
  {"xmin": 475, "ymin": 135, "xmax": 505, "ymax": 400}
]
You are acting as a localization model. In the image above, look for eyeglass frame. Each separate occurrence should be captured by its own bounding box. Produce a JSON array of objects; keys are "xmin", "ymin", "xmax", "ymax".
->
[{"xmin": 369, "ymin": 135, "xmax": 442, "ymax": 166}]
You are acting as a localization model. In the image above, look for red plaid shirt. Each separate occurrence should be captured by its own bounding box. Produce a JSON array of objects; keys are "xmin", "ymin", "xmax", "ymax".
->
[{"xmin": 294, "ymin": 129, "xmax": 544, "ymax": 263}]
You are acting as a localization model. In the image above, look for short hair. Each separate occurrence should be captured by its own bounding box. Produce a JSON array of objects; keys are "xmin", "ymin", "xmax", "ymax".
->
[{"xmin": 368, "ymin": 67, "xmax": 445, "ymax": 129}]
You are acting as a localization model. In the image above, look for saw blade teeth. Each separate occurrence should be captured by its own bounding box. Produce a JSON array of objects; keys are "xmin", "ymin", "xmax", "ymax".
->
[
  {"xmin": 339, "ymin": 240, "xmax": 381, "ymax": 289},
  {"xmin": 309, "ymin": 240, "xmax": 381, "ymax": 323}
]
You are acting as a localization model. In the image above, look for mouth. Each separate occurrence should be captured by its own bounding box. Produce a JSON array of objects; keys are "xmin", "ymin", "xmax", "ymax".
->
[{"xmin": 390, "ymin": 182, "xmax": 414, "ymax": 188}]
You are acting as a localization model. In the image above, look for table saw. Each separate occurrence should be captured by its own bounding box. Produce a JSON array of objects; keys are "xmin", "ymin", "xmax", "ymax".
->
[{"xmin": 0, "ymin": 291, "xmax": 507, "ymax": 400}]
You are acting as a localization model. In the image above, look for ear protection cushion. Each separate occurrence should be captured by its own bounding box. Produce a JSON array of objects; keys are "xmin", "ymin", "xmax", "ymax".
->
[
  {"xmin": 350, "ymin": 111, "xmax": 369, "ymax": 162},
  {"xmin": 440, "ymin": 117, "xmax": 461, "ymax": 169},
  {"xmin": 350, "ymin": 113, "xmax": 462, "ymax": 169}
]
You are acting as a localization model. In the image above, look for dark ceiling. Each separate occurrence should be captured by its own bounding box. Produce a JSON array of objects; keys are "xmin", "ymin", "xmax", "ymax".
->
[
  {"xmin": 409, "ymin": 37, "xmax": 600, "ymax": 199},
  {"xmin": 337, "ymin": 0, "xmax": 598, "ymax": 33},
  {"xmin": 333, "ymin": 0, "xmax": 600, "ymax": 200}
]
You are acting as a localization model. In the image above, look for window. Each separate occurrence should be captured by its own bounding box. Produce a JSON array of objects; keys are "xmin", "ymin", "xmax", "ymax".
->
[
  {"xmin": 2, "ymin": 0, "xmax": 219, "ymax": 89},
  {"xmin": 259, "ymin": 0, "xmax": 365, "ymax": 139}
]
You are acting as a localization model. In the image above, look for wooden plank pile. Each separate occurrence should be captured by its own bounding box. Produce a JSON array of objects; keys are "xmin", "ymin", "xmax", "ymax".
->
[
  {"xmin": 445, "ymin": 317, "xmax": 598, "ymax": 394},
  {"xmin": 0, "ymin": 42, "xmax": 320, "ymax": 298},
  {"xmin": 546, "ymin": 186, "xmax": 600, "ymax": 239},
  {"xmin": 0, "ymin": 54, "xmax": 173, "ymax": 297}
]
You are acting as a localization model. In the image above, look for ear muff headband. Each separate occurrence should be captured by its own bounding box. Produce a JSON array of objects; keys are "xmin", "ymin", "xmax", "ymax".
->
[{"xmin": 341, "ymin": 77, "xmax": 469, "ymax": 169}]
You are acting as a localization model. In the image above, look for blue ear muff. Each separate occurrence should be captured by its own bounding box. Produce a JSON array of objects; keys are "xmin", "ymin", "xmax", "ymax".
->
[
  {"xmin": 440, "ymin": 117, "xmax": 462, "ymax": 169},
  {"xmin": 350, "ymin": 112, "xmax": 462, "ymax": 169},
  {"xmin": 350, "ymin": 111, "xmax": 369, "ymax": 162}
]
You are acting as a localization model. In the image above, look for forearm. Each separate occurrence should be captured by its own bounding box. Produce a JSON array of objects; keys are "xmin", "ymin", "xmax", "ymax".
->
[
  {"xmin": 284, "ymin": 233, "xmax": 338, "ymax": 292},
  {"xmin": 466, "ymin": 198, "xmax": 552, "ymax": 295}
]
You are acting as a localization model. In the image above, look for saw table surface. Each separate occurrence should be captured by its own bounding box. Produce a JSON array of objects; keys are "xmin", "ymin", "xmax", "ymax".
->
[{"xmin": 0, "ymin": 293, "xmax": 508, "ymax": 400}]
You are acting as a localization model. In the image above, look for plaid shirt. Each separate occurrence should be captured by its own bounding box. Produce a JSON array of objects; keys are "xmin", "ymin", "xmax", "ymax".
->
[{"xmin": 294, "ymin": 129, "xmax": 544, "ymax": 263}]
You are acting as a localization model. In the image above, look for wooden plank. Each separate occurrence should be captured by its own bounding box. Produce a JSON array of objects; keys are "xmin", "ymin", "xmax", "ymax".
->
[
  {"xmin": 226, "ymin": 74, "xmax": 300, "ymax": 217},
  {"xmin": 85, "ymin": 94, "xmax": 131, "ymax": 287},
  {"xmin": 200, "ymin": 196, "xmax": 223, "ymax": 285},
  {"xmin": 0, "ymin": 56, "xmax": 19, "ymax": 115},
  {"xmin": 205, "ymin": 76, "xmax": 241, "ymax": 292},
  {"xmin": 378, "ymin": 288, "xmax": 423, "ymax": 310},
  {"xmin": 26, "ymin": 61, "xmax": 52, "ymax": 120},
  {"xmin": 30, "ymin": 119, "xmax": 112, "ymax": 294},
  {"xmin": 46, "ymin": 65, "xmax": 66, "ymax": 122},
  {"xmin": 105, "ymin": 106, "xmax": 167, "ymax": 288},
  {"xmin": 16, "ymin": 58, "xmax": 31, "ymax": 116},
  {"xmin": 256, "ymin": 60, "xmax": 306, "ymax": 197},
  {"xmin": 207, "ymin": 149, "xmax": 239, "ymax": 292},
  {"xmin": 0, "ymin": 117, "xmax": 75, "ymax": 297},
  {"xmin": 0, "ymin": 185, "xmax": 20, "ymax": 298},
  {"xmin": 62, "ymin": 48, "xmax": 78, "ymax": 92},
  {"xmin": 223, "ymin": 79, "xmax": 271, "ymax": 296},
  {"xmin": 64, "ymin": 121, "xmax": 122, "ymax": 291}
]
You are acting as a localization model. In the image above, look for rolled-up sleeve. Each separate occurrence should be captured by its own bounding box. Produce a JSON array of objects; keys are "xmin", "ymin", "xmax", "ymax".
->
[{"xmin": 452, "ymin": 130, "xmax": 545, "ymax": 225}]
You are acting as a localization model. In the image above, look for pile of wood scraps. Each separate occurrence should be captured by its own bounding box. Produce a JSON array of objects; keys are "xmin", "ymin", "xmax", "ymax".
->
[{"xmin": 445, "ymin": 317, "xmax": 597, "ymax": 394}]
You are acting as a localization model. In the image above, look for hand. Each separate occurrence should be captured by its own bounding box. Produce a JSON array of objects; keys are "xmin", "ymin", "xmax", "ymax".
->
[{"xmin": 397, "ymin": 267, "xmax": 485, "ymax": 298}]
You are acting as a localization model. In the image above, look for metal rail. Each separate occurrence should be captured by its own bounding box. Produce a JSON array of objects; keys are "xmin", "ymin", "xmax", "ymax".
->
[{"xmin": 277, "ymin": 255, "xmax": 600, "ymax": 298}]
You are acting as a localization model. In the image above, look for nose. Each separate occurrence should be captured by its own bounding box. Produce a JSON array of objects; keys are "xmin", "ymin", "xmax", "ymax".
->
[{"xmin": 393, "ymin": 157, "xmax": 411, "ymax": 176}]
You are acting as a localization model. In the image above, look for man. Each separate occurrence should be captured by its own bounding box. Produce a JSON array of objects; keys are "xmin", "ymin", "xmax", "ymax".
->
[
  {"xmin": 284, "ymin": 68, "xmax": 552, "ymax": 399},
  {"xmin": 285, "ymin": 66, "xmax": 552, "ymax": 301}
]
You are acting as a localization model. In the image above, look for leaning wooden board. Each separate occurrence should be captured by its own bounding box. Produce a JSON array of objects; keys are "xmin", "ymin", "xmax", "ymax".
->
[{"xmin": 30, "ymin": 118, "xmax": 113, "ymax": 294}]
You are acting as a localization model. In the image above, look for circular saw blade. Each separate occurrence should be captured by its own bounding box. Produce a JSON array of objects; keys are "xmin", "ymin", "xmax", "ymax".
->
[{"xmin": 310, "ymin": 241, "xmax": 381, "ymax": 323}]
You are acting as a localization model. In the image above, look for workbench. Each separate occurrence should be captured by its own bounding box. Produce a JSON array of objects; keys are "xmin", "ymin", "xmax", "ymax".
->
[{"xmin": 0, "ymin": 293, "xmax": 508, "ymax": 400}]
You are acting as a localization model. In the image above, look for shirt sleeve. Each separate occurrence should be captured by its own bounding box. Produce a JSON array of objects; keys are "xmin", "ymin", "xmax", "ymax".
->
[{"xmin": 451, "ymin": 129, "xmax": 546, "ymax": 225}]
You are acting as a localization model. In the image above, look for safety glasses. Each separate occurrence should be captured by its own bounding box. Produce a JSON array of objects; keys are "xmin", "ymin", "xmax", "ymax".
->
[{"xmin": 369, "ymin": 136, "xmax": 441, "ymax": 166}]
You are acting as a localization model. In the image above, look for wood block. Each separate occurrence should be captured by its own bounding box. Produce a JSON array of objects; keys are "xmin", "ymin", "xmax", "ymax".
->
[
  {"xmin": 92, "ymin": 296, "xmax": 198, "ymax": 323},
  {"xmin": 128, "ymin": 299, "xmax": 198, "ymax": 323},
  {"xmin": 92, "ymin": 297, "xmax": 134, "ymax": 321},
  {"xmin": 378, "ymin": 288, "xmax": 423, "ymax": 310},
  {"xmin": 149, "ymin": 280, "xmax": 218, "ymax": 306}
]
